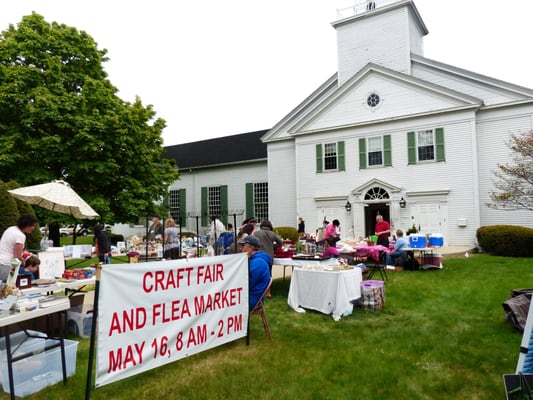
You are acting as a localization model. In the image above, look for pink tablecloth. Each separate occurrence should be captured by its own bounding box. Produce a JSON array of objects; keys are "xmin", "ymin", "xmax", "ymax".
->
[{"xmin": 353, "ymin": 244, "xmax": 390, "ymax": 262}]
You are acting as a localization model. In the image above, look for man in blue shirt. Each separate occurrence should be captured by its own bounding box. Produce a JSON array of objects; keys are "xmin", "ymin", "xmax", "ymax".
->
[
  {"xmin": 238, "ymin": 235, "xmax": 271, "ymax": 310},
  {"xmin": 386, "ymin": 229, "xmax": 408, "ymax": 266}
]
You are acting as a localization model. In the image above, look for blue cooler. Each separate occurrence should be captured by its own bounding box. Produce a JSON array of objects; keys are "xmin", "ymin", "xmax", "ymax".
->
[
  {"xmin": 409, "ymin": 234, "xmax": 427, "ymax": 248},
  {"xmin": 428, "ymin": 234, "xmax": 443, "ymax": 247}
]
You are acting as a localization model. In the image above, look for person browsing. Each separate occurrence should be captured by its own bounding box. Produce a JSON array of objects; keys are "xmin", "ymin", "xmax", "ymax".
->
[
  {"xmin": 323, "ymin": 237, "xmax": 355, "ymax": 265},
  {"xmin": 94, "ymin": 224, "xmax": 112, "ymax": 264},
  {"xmin": 0, "ymin": 214, "xmax": 37, "ymax": 282},
  {"xmin": 164, "ymin": 218, "xmax": 180, "ymax": 259},
  {"xmin": 253, "ymin": 219, "xmax": 283, "ymax": 298},
  {"xmin": 253, "ymin": 220, "xmax": 283, "ymax": 274},
  {"xmin": 147, "ymin": 214, "xmax": 164, "ymax": 241},
  {"xmin": 297, "ymin": 217, "xmax": 305, "ymax": 239},
  {"xmin": 324, "ymin": 219, "xmax": 341, "ymax": 243}
]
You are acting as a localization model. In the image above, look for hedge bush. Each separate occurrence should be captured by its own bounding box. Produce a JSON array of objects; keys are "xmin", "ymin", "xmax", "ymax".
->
[
  {"xmin": 274, "ymin": 226, "xmax": 299, "ymax": 242},
  {"xmin": 476, "ymin": 225, "xmax": 533, "ymax": 257}
]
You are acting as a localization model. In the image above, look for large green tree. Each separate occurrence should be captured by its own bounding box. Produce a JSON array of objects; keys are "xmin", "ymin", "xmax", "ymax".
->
[{"xmin": 0, "ymin": 13, "xmax": 178, "ymax": 223}]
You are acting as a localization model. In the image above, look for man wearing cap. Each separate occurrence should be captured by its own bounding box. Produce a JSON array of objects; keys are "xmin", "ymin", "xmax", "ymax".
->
[{"xmin": 238, "ymin": 235, "xmax": 271, "ymax": 310}]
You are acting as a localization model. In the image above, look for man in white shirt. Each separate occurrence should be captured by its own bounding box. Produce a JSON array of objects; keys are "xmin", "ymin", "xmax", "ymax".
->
[{"xmin": 0, "ymin": 214, "xmax": 37, "ymax": 282}]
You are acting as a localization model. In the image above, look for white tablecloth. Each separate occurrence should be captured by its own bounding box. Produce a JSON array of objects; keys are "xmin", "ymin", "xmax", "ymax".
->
[
  {"xmin": 273, "ymin": 257, "xmax": 339, "ymax": 267},
  {"xmin": 288, "ymin": 267, "xmax": 362, "ymax": 321}
]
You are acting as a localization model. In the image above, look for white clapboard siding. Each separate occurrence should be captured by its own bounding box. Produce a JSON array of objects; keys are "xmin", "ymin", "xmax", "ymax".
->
[
  {"xmin": 171, "ymin": 162, "xmax": 267, "ymax": 231},
  {"xmin": 268, "ymin": 141, "xmax": 297, "ymax": 226},
  {"xmin": 476, "ymin": 109, "xmax": 533, "ymax": 226},
  {"xmin": 336, "ymin": 6, "xmax": 423, "ymax": 85},
  {"xmin": 412, "ymin": 62, "xmax": 529, "ymax": 106},
  {"xmin": 303, "ymin": 73, "xmax": 471, "ymax": 132}
]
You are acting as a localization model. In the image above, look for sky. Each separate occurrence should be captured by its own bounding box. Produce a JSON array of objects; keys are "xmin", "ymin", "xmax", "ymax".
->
[{"xmin": 2, "ymin": 0, "xmax": 533, "ymax": 146}]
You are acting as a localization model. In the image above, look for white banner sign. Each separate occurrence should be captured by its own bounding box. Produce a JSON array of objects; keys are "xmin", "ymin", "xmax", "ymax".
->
[{"xmin": 95, "ymin": 253, "xmax": 249, "ymax": 387}]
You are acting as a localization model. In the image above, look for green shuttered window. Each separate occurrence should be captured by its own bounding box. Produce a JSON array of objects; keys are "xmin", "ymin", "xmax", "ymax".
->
[
  {"xmin": 408, "ymin": 128, "xmax": 445, "ymax": 164},
  {"xmin": 201, "ymin": 186, "xmax": 227, "ymax": 226},
  {"xmin": 315, "ymin": 141, "xmax": 345, "ymax": 173},
  {"xmin": 359, "ymin": 135, "xmax": 391, "ymax": 169}
]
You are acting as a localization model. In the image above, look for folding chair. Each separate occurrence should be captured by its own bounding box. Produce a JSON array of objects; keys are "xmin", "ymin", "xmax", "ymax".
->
[
  {"xmin": 249, "ymin": 278, "xmax": 273, "ymax": 340},
  {"xmin": 366, "ymin": 250, "xmax": 388, "ymax": 282}
]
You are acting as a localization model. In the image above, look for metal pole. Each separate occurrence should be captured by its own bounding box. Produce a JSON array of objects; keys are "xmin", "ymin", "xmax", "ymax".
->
[
  {"xmin": 145, "ymin": 217, "xmax": 149, "ymax": 261},
  {"xmin": 212, "ymin": 215, "xmax": 218, "ymax": 255},
  {"xmin": 195, "ymin": 216, "xmax": 200, "ymax": 257},
  {"xmin": 85, "ymin": 263, "xmax": 102, "ymax": 400},
  {"xmin": 161, "ymin": 217, "xmax": 165, "ymax": 259},
  {"xmin": 178, "ymin": 215, "xmax": 182, "ymax": 258},
  {"xmin": 233, "ymin": 213, "xmax": 238, "ymax": 253}
]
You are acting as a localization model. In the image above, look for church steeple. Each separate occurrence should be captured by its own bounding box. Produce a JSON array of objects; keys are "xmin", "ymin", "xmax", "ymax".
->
[{"xmin": 333, "ymin": 0, "xmax": 428, "ymax": 86}]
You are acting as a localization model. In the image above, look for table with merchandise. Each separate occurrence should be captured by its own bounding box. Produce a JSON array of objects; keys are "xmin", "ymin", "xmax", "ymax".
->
[{"xmin": 273, "ymin": 255, "xmax": 339, "ymax": 280}]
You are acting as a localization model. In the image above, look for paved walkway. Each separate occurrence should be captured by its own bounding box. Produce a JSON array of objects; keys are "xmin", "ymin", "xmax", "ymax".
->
[{"xmin": 271, "ymin": 245, "xmax": 475, "ymax": 280}]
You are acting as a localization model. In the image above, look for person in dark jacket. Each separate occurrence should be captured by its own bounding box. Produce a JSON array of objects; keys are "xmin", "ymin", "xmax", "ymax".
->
[
  {"xmin": 253, "ymin": 220, "xmax": 283, "ymax": 274},
  {"xmin": 94, "ymin": 224, "xmax": 111, "ymax": 264},
  {"xmin": 297, "ymin": 217, "xmax": 305, "ymax": 239},
  {"xmin": 253, "ymin": 220, "xmax": 282, "ymax": 299},
  {"xmin": 239, "ymin": 235, "xmax": 271, "ymax": 309}
]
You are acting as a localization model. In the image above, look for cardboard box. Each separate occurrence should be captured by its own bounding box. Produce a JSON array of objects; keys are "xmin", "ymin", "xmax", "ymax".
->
[
  {"xmin": 69, "ymin": 290, "xmax": 94, "ymax": 314},
  {"xmin": 0, "ymin": 331, "xmax": 78, "ymax": 397},
  {"xmin": 67, "ymin": 305, "xmax": 93, "ymax": 338}
]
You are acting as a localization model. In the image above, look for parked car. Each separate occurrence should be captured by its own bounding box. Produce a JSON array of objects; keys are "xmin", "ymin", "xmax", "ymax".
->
[{"xmin": 60, "ymin": 224, "xmax": 90, "ymax": 237}]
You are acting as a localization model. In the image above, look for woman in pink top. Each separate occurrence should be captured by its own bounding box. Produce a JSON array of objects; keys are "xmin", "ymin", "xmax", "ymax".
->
[
  {"xmin": 323, "ymin": 237, "xmax": 354, "ymax": 265},
  {"xmin": 324, "ymin": 219, "xmax": 341, "ymax": 243}
]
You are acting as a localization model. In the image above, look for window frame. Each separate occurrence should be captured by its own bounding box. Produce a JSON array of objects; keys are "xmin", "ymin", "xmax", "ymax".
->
[
  {"xmin": 367, "ymin": 136, "xmax": 383, "ymax": 167},
  {"xmin": 316, "ymin": 141, "xmax": 345, "ymax": 173},
  {"xmin": 246, "ymin": 182, "xmax": 269, "ymax": 222},
  {"xmin": 408, "ymin": 128, "xmax": 445, "ymax": 165},
  {"xmin": 359, "ymin": 135, "xmax": 391, "ymax": 169},
  {"xmin": 168, "ymin": 189, "xmax": 186, "ymax": 225},
  {"xmin": 201, "ymin": 185, "xmax": 228, "ymax": 226}
]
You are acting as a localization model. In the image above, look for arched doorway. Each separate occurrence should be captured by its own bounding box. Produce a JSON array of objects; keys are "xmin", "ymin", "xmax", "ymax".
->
[{"xmin": 363, "ymin": 187, "xmax": 390, "ymax": 237}]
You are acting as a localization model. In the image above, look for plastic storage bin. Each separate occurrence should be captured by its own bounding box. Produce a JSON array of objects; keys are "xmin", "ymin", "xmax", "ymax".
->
[
  {"xmin": 409, "ymin": 234, "xmax": 427, "ymax": 248},
  {"xmin": 67, "ymin": 305, "xmax": 94, "ymax": 338},
  {"xmin": 0, "ymin": 330, "xmax": 78, "ymax": 397}
]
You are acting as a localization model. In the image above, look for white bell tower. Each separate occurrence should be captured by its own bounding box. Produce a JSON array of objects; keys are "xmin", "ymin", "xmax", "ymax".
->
[{"xmin": 333, "ymin": 0, "xmax": 428, "ymax": 86}]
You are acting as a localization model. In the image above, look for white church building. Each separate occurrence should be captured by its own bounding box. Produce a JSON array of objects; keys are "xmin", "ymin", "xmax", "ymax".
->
[{"xmin": 164, "ymin": 0, "xmax": 533, "ymax": 246}]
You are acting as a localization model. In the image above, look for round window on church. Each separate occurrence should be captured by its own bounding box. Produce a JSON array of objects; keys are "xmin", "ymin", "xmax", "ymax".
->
[{"xmin": 367, "ymin": 93, "xmax": 380, "ymax": 107}]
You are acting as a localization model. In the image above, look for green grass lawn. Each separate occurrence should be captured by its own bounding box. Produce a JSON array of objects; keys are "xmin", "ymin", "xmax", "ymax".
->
[
  {"xmin": 60, "ymin": 235, "xmax": 130, "ymax": 267},
  {"xmin": 18, "ymin": 254, "xmax": 531, "ymax": 399},
  {"xmin": 60, "ymin": 235, "xmax": 94, "ymax": 247}
]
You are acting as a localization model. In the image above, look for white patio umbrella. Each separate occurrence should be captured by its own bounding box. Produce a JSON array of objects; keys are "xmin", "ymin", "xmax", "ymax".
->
[{"xmin": 8, "ymin": 180, "xmax": 99, "ymax": 219}]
